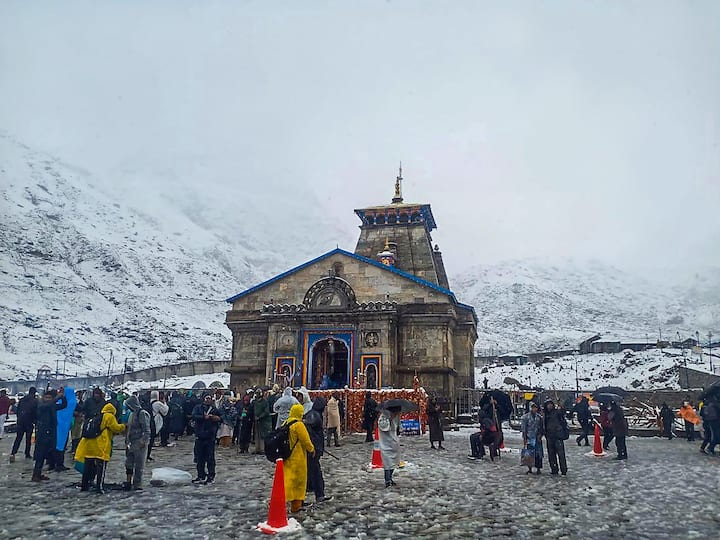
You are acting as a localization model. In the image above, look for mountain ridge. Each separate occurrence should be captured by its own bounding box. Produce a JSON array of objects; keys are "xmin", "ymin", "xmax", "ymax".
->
[{"xmin": 1, "ymin": 135, "xmax": 718, "ymax": 381}]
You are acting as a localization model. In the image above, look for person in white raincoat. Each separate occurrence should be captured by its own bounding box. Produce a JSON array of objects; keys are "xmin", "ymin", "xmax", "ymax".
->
[
  {"xmin": 298, "ymin": 386, "xmax": 313, "ymax": 414},
  {"xmin": 377, "ymin": 405, "xmax": 402, "ymax": 488},
  {"xmin": 272, "ymin": 387, "xmax": 299, "ymax": 429}
]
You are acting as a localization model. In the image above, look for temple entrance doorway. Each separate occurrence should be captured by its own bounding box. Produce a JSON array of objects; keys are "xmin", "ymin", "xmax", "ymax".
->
[{"xmin": 310, "ymin": 337, "xmax": 349, "ymax": 390}]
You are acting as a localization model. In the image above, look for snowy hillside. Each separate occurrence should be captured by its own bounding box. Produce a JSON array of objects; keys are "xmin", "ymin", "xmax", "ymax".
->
[
  {"xmin": 478, "ymin": 348, "xmax": 716, "ymax": 392},
  {"xmin": 453, "ymin": 258, "xmax": 719, "ymax": 354},
  {"xmin": 1, "ymin": 135, "xmax": 717, "ymax": 385},
  {"xmin": 0, "ymin": 135, "xmax": 353, "ymax": 380}
]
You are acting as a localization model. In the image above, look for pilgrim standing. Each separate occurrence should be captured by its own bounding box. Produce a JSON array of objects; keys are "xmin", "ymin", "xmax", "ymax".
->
[
  {"xmin": 191, "ymin": 395, "xmax": 221, "ymax": 484},
  {"xmin": 378, "ymin": 405, "xmax": 402, "ymax": 488},
  {"xmin": 304, "ymin": 397, "xmax": 332, "ymax": 503},
  {"xmin": 10, "ymin": 387, "xmax": 37, "ymax": 462},
  {"xmin": 427, "ymin": 396, "xmax": 446, "ymax": 450},
  {"xmin": 521, "ymin": 401, "xmax": 543, "ymax": 475},
  {"xmin": 362, "ymin": 391, "xmax": 378, "ymax": 442},
  {"xmin": 75, "ymin": 402, "xmax": 126, "ymax": 492},
  {"xmin": 324, "ymin": 393, "xmax": 342, "ymax": 447},
  {"xmin": 283, "ymin": 403, "xmax": 315, "ymax": 513},
  {"xmin": 609, "ymin": 401, "xmax": 628, "ymax": 460}
]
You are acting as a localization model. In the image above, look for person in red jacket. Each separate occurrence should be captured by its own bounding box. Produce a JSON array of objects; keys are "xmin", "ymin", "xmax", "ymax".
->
[
  {"xmin": 599, "ymin": 404, "xmax": 614, "ymax": 450},
  {"xmin": 0, "ymin": 389, "xmax": 12, "ymax": 439}
]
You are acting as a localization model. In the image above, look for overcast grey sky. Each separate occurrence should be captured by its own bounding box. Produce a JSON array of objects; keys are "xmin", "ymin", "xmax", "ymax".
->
[{"xmin": 1, "ymin": 1, "xmax": 718, "ymax": 275}]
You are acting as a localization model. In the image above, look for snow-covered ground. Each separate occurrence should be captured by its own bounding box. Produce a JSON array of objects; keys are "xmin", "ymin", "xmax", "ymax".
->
[
  {"xmin": 478, "ymin": 348, "xmax": 718, "ymax": 391},
  {"xmin": 1, "ymin": 425, "xmax": 718, "ymax": 538}
]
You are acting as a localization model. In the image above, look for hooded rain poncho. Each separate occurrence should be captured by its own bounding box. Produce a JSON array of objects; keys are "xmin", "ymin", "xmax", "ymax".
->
[
  {"xmin": 273, "ymin": 387, "xmax": 299, "ymax": 429},
  {"xmin": 74, "ymin": 403, "xmax": 125, "ymax": 462},
  {"xmin": 282, "ymin": 404, "xmax": 314, "ymax": 502}
]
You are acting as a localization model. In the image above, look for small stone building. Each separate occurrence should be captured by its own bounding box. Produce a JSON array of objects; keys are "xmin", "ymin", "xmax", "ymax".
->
[{"xmin": 224, "ymin": 171, "xmax": 477, "ymax": 402}]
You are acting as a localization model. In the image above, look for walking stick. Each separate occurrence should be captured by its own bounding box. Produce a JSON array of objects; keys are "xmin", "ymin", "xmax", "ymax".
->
[{"xmin": 323, "ymin": 448, "xmax": 340, "ymax": 460}]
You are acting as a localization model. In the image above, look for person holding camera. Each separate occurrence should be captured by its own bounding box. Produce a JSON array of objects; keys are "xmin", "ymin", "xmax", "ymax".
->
[{"xmin": 191, "ymin": 395, "xmax": 221, "ymax": 485}]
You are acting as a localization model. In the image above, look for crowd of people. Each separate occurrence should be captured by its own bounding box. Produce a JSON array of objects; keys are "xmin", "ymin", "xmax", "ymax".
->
[{"xmin": 2, "ymin": 383, "xmax": 718, "ymax": 516}]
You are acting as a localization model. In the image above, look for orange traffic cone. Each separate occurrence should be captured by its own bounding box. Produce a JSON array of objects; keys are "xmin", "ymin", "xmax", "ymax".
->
[
  {"xmin": 257, "ymin": 459, "xmax": 301, "ymax": 534},
  {"xmin": 368, "ymin": 426, "xmax": 383, "ymax": 470},
  {"xmin": 590, "ymin": 422, "xmax": 607, "ymax": 457}
]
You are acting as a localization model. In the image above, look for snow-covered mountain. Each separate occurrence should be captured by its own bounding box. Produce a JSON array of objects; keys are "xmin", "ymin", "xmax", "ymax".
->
[
  {"xmin": 0, "ymin": 134, "xmax": 353, "ymax": 380},
  {"xmin": 1, "ymin": 135, "xmax": 718, "ymax": 384},
  {"xmin": 479, "ymin": 348, "xmax": 715, "ymax": 392},
  {"xmin": 453, "ymin": 258, "xmax": 719, "ymax": 355}
]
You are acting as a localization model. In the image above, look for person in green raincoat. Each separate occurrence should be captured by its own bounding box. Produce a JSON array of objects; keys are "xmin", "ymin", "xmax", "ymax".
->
[{"xmin": 253, "ymin": 388, "xmax": 272, "ymax": 454}]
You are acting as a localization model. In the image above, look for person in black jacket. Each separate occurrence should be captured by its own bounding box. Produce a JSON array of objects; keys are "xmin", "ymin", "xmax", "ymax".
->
[
  {"xmin": 609, "ymin": 401, "xmax": 628, "ymax": 460},
  {"xmin": 183, "ymin": 391, "xmax": 200, "ymax": 436},
  {"xmin": 543, "ymin": 399, "xmax": 569, "ymax": 476},
  {"xmin": 362, "ymin": 392, "xmax": 377, "ymax": 442},
  {"xmin": 572, "ymin": 396, "xmax": 592, "ymax": 447},
  {"xmin": 10, "ymin": 387, "xmax": 38, "ymax": 462},
  {"xmin": 304, "ymin": 396, "xmax": 333, "ymax": 504},
  {"xmin": 427, "ymin": 396, "xmax": 446, "ymax": 450},
  {"xmin": 83, "ymin": 387, "xmax": 106, "ymax": 419},
  {"xmin": 659, "ymin": 403, "xmax": 675, "ymax": 440},
  {"xmin": 191, "ymin": 395, "xmax": 221, "ymax": 484},
  {"xmin": 32, "ymin": 388, "xmax": 67, "ymax": 481}
]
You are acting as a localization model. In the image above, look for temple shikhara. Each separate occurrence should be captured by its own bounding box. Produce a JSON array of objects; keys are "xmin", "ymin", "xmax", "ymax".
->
[{"xmin": 224, "ymin": 168, "xmax": 477, "ymax": 402}]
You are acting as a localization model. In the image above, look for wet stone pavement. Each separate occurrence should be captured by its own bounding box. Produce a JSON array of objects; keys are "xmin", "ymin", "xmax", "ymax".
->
[{"xmin": 0, "ymin": 429, "xmax": 718, "ymax": 539}]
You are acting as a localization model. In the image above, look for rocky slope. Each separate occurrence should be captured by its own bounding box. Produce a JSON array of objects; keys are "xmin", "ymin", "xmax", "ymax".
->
[{"xmin": 0, "ymin": 134, "xmax": 352, "ymax": 380}]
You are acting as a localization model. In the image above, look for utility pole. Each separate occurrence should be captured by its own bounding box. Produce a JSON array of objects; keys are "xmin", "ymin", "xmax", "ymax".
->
[
  {"xmin": 709, "ymin": 331, "xmax": 714, "ymax": 374},
  {"xmin": 574, "ymin": 356, "xmax": 579, "ymax": 398},
  {"xmin": 684, "ymin": 354, "xmax": 689, "ymax": 389},
  {"xmin": 105, "ymin": 350, "xmax": 114, "ymax": 388},
  {"xmin": 696, "ymin": 331, "xmax": 702, "ymax": 362}
]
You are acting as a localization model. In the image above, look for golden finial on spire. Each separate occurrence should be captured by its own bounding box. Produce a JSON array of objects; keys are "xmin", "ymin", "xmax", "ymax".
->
[
  {"xmin": 384, "ymin": 237, "xmax": 391, "ymax": 251},
  {"xmin": 392, "ymin": 161, "xmax": 403, "ymax": 204}
]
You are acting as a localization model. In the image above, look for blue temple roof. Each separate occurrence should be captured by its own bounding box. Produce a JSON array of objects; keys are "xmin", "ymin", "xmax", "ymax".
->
[{"xmin": 225, "ymin": 247, "xmax": 477, "ymax": 322}]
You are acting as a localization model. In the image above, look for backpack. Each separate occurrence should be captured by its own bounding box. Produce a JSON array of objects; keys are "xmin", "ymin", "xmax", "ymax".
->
[
  {"xmin": 82, "ymin": 413, "xmax": 104, "ymax": 439},
  {"xmin": 263, "ymin": 420, "xmax": 298, "ymax": 463}
]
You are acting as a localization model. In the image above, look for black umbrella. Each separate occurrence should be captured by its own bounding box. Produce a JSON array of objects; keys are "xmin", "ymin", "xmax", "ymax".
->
[
  {"xmin": 594, "ymin": 386, "xmax": 629, "ymax": 397},
  {"xmin": 592, "ymin": 392, "xmax": 624, "ymax": 404},
  {"xmin": 700, "ymin": 381, "xmax": 720, "ymax": 401},
  {"xmin": 377, "ymin": 398, "xmax": 419, "ymax": 413},
  {"xmin": 478, "ymin": 390, "xmax": 513, "ymax": 421}
]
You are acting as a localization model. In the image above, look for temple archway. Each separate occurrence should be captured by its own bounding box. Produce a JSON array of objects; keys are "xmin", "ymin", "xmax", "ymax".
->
[
  {"xmin": 365, "ymin": 364, "xmax": 378, "ymax": 389},
  {"xmin": 309, "ymin": 337, "xmax": 349, "ymax": 390}
]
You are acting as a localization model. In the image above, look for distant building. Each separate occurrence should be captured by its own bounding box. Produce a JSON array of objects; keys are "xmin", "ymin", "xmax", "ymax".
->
[
  {"xmin": 670, "ymin": 338, "xmax": 697, "ymax": 349},
  {"xmin": 526, "ymin": 349, "xmax": 576, "ymax": 363},
  {"xmin": 589, "ymin": 339, "xmax": 621, "ymax": 354},
  {"xmin": 578, "ymin": 334, "xmax": 601, "ymax": 354},
  {"xmin": 618, "ymin": 339, "xmax": 652, "ymax": 352},
  {"xmin": 498, "ymin": 352, "xmax": 529, "ymax": 365}
]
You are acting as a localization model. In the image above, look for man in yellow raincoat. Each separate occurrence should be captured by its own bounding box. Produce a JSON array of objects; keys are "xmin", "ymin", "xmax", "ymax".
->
[
  {"xmin": 283, "ymin": 403, "xmax": 315, "ymax": 513},
  {"xmin": 75, "ymin": 402, "xmax": 125, "ymax": 493}
]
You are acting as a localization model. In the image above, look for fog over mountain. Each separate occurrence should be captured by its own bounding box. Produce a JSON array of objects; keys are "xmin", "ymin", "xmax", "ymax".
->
[{"xmin": 1, "ymin": 2, "xmax": 718, "ymax": 380}]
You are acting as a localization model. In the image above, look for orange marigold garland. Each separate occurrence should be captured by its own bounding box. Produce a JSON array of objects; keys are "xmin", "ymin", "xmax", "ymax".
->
[{"xmin": 308, "ymin": 387, "xmax": 428, "ymax": 434}]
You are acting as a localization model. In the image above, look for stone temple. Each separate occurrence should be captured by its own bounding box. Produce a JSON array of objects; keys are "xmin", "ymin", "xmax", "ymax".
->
[{"xmin": 224, "ymin": 169, "xmax": 477, "ymax": 402}]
